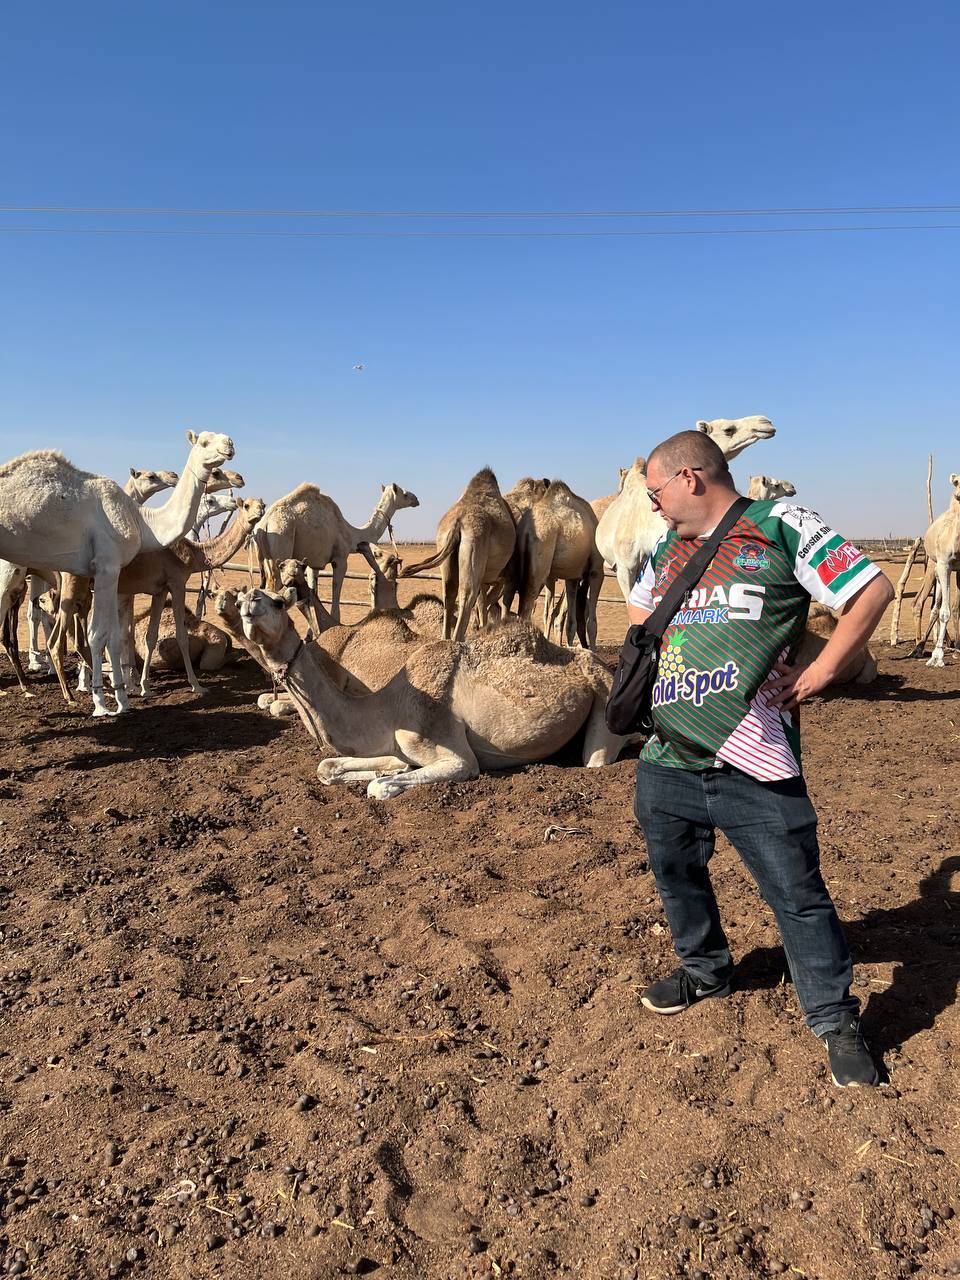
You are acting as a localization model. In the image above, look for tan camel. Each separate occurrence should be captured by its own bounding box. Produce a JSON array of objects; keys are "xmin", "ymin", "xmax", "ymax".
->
[
  {"xmin": 401, "ymin": 468, "xmax": 516, "ymax": 640},
  {"xmin": 254, "ymin": 482, "xmax": 419, "ymax": 629},
  {"xmin": 912, "ymin": 473, "xmax": 960, "ymax": 666},
  {"xmin": 596, "ymin": 416, "xmax": 776, "ymax": 602},
  {"xmin": 236, "ymin": 586, "xmax": 633, "ymax": 798},
  {"xmin": 491, "ymin": 477, "xmax": 551, "ymax": 620},
  {"xmin": 518, "ymin": 480, "xmax": 604, "ymax": 649},
  {"xmin": 133, "ymin": 605, "xmax": 234, "ymax": 673},
  {"xmin": 0, "ymin": 431, "xmax": 235, "ymax": 714},
  {"xmin": 118, "ymin": 497, "xmax": 264, "ymax": 697},
  {"xmin": 368, "ymin": 545, "xmax": 402, "ymax": 610},
  {"xmin": 591, "ymin": 467, "xmax": 630, "ymax": 522},
  {"xmin": 124, "ymin": 467, "xmax": 180, "ymax": 501},
  {"xmin": 747, "ymin": 475, "xmax": 797, "ymax": 501}
]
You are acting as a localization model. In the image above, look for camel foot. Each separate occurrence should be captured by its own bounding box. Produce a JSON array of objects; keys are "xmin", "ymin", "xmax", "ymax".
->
[
  {"xmin": 367, "ymin": 776, "xmax": 405, "ymax": 801},
  {"xmin": 20, "ymin": 690, "xmax": 36, "ymax": 700},
  {"xmin": 256, "ymin": 692, "xmax": 275, "ymax": 709},
  {"xmin": 270, "ymin": 700, "xmax": 295, "ymax": 717},
  {"xmin": 139, "ymin": 685, "xmax": 156, "ymax": 700},
  {"xmin": 926, "ymin": 652, "xmax": 946, "ymax": 668},
  {"xmin": 189, "ymin": 685, "xmax": 208, "ymax": 698},
  {"xmin": 92, "ymin": 701, "xmax": 119, "ymax": 717},
  {"xmin": 27, "ymin": 653, "xmax": 48, "ymax": 673}
]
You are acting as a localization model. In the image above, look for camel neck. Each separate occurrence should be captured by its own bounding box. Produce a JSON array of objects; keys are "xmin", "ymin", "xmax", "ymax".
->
[
  {"xmin": 139, "ymin": 454, "xmax": 211, "ymax": 549},
  {"xmin": 189, "ymin": 512, "xmax": 252, "ymax": 571},
  {"xmin": 350, "ymin": 493, "xmax": 395, "ymax": 545}
]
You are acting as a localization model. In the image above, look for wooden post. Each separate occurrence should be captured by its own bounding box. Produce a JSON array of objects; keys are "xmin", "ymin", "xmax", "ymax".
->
[
  {"xmin": 889, "ymin": 536, "xmax": 922, "ymax": 646},
  {"xmin": 927, "ymin": 453, "xmax": 934, "ymax": 525}
]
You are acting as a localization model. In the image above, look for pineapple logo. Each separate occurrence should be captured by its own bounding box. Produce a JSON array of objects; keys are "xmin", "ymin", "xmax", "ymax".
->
[{"xmin": 660, "ymin": 627, "xmax": 689, "ymax": 679}]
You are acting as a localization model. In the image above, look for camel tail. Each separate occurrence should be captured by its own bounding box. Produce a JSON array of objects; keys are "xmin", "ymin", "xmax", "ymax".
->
[{"xmin": 400, "ymin": 524, "xmax": 461, "ymax": 577}]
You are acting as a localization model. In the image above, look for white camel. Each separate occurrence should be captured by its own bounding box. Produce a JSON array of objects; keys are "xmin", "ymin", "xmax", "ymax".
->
[
  {"xmin": 237, "ymin": 587, "xmax": 634, "ymax": 799},
  {"xmin": 0, "ymin": 431, "xmax": 235, "ymax": 715},
  {"xmin": 254, "ymin": 482, "xmax": 419, "ymax": 630},
  {"xmin": 747, "ymin": 475, "xmax": 796, "ymax": 501},
  {"xmin": 912, "ymin": 472, "xmax": 960, "ymax": 667},
  {"xmin": 597, "ymin": 416, "xmax": 776, "ymax": 601}
]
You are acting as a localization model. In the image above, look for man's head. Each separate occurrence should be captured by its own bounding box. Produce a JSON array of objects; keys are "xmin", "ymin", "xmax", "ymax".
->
[{"xmin": 645, "ymin": 430, "xmax": 738, "ymax": 539}]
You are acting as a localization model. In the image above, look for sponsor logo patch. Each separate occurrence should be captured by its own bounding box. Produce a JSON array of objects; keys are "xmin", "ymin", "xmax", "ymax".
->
[
  {"xmin": 734, "ymin": 542, "xmax": 767, "ymax": 573},
  {"xmin": 815, "ymin": 540, "xmax": 865, "ymax": 585},
  {"xmin": 652, "ymin": 660, "xmax": 741, "ymax": 710}
]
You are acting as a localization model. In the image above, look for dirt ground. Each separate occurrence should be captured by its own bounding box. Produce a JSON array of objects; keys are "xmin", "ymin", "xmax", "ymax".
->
[{"xmin": 0, "ymin": 557, "xmax": 958, "ymax": 1279}]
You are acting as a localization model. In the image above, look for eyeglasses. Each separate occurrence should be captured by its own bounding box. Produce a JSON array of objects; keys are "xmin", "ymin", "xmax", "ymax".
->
[{"xmin": 645, "ymin": 466, "xmax": 703, "ymax": 504}]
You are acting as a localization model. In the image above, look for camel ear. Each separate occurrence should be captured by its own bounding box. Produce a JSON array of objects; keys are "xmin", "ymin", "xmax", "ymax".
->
[
  {"xmin": 951, "ymin": 473, "xmax": 960, "ymax": 486},
  {"xmin": 129, "ymin": 467, "xmax": 139, "ymax": 478},
  {"xmin": 186, "ymin": 429, "xmax": 198, "ymax": 445},
  {"xmin": 381, "ymin": 483, "xmax": 386, "ymax": 493},
  {"xmin": 235, "ymin": 496, "xmax": 243, "ymax": 510},
  {"xmin": 696, "ymin": 421, "xmax": 710, "ymax": 433}
]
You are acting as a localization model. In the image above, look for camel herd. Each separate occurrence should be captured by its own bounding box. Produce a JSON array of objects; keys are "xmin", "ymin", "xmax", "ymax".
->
[{"xmin": 0, "ymin": 416, "xmax": 956, "ymax": 798}]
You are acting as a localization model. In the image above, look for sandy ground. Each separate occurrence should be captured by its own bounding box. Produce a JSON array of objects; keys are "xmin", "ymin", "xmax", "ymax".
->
[{"xmin": 0, "ymin": 554, "xmax": 957, "ymax": 1279}]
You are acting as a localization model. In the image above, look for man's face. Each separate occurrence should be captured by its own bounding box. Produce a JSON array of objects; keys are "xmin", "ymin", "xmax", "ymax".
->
[{"xmin": 646, "ymin": 461, "xmax": 702, "ymax": 537}]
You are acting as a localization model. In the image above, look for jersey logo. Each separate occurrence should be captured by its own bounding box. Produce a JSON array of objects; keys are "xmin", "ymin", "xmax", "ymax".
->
[
  {"xmin": 734, "ymin": 543, "xmax": 767, "ymax": 573},
  {"xmin": 816, "ymin": 541, "xmax": 864, "ymax": 585},
  {"xmin": 655, "ymin": 556, "xmax": 675, "ymax": 588}
]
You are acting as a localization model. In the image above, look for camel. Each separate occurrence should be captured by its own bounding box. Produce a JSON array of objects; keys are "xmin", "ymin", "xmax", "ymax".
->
[
  {"xmin": 0, "ymin": 431, "xmax": 235, "ymax": 714},
  {"xmin": 254, "ymin": 482, "xmax": 419, "ymax": 629},
  {"xmin": 518, "ymin": 480, "xmax": 604, "ymax": 649},
  {"xmin": 236, "ymin": 586, "xmax": 633, "ymax": 798},
  {"xmin": 591, "ymin": 467, "xmax": 630, "ymax": 522},
  {"xmin": 596, "ymin": 415, "xmax": 776, "ymax": 602},
  {"xmin": 0, "ymin": 561, "xmax": 30, "ymax": 696},
  {"xmin": 490, "ymin": 477, "xmax": 552, "ymax": 621},
  {"xmin": 368, "ymin": 545, "xmax": 402, "ymax": 610},
  {"xmin": 133, "ymin": 605, "xmax": 234, "ymax": 673},
  {"xmin": 747, "ymin": 475, "xmax": 797, "ymax": 501},
  {"xmin": 118, "ymin": 496, "xmax": 264, "ymax": 697},
  {"xmin": 124, "ymin": 467, "xmax": 180, "ymax": 502},
  {"xmin": 401, "ymin": 468, "xmax": 516, "ymax": 641},
  {"xmin": 912, "ymin": 473, "xmax": 960, "ymax": 666}
]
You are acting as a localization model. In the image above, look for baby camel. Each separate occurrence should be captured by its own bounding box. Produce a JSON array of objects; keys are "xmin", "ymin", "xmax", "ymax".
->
[{"xmin": 236, "ymin": 586, "xmax": 633, "ymax": 799}]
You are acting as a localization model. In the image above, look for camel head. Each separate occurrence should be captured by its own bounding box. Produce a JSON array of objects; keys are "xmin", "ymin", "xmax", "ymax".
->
[
  {"xmin": 380, "ymin": 483, "xmax": 420, "ymax": 511},
  {"xmin": 129, "ymin": 467, "xmax": 179, "ymax": 499},
  {"xmin": 237, "ymin": 497, "xmax": 266, "ymax": 530},
  {"xmin": 213, "ymin": 588, "xmax": 242, "ymax": 630},
  {"xmin": 185, "ymin": 430, "xmax": 235, "ymax": 474},
  {"xmin": 696, "ymin": 416, "xmax": 775, "ymax": 461},
  {"xmin": 747, "ymin": 475, "xmax": 797, "ymax": 501},
  {"xmin": 951, "ymin": 473, "xmax": 960, "ymax": 502},
  {"xmin": 370, "ymin": 545, "xmax": 402, "ymax": 578},
  {"xmin": 204, "ymin": 466, "xmax": 245, "ymax": 493},
  {"xmin": 237, "ymin": 587, "xmax": 291, "ymax": 647},
  {"xmin": 278, "ymin": 558, "xmax": 310, "ymax": 602}
]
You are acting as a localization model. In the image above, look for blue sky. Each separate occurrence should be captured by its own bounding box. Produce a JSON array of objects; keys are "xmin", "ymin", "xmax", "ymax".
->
[{"xmin": 1, "ymin": 1, "xmax": 957, "ymax": 537}]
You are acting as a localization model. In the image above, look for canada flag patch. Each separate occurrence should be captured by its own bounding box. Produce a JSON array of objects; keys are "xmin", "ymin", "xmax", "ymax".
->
[{"xmin": 815, "ymin": 540, "xmax": 865, "ymax": 585}]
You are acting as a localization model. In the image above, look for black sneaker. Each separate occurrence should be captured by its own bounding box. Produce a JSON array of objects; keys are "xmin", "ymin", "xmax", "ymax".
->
[
  {"xmin": 640, "ymin": 966, "xmax": 732, "ymax": 1015},
  {"xmin": 820, "ymin": 1013, "xmax": 880, "ymax": 1088}
]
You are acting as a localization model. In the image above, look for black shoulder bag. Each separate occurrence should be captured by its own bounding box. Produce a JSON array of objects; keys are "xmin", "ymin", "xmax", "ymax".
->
[{"xmin": 605, "ymin": 497, "xmax": 751, "ymax": 735}]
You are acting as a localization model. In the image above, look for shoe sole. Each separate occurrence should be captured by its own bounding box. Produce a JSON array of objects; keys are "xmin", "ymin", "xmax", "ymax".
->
[
  {"xmin": 830, "ymin": 1072, "xmax": 879, "ymax": 1089},
  {"xmin": 640, "ymin": 987, "xmax": 731, "ymax": 1015}
]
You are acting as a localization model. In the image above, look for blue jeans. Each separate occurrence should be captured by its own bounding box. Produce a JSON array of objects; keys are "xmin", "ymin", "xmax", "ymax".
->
[{"xmin": 633, "ymin": 759, "xmax": 858, "ymax": 1037}]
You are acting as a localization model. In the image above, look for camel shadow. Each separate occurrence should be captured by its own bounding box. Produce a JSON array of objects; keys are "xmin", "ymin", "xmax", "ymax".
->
[
  {"xmin": 735, "ymin": 855, "xmax": 960, "ymax": 1056},
  {"xmin": 811, "ymin": 673, "xmax": 960, "ymax": 704}
]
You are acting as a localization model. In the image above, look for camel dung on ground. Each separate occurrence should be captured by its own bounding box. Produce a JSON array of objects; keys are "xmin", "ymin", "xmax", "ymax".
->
[
  {"xmin": 401, "ymin": 468, "xmax": 516, "ymax": 641},
  {"xmin": 236, "ymin": 586, "xmax": 635, "ymax": 799}
]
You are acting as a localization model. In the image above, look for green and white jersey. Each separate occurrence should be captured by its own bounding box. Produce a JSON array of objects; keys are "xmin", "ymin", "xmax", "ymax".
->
[{"xmin": 628, "ymin": 499, "xmax": 881, "ymax": 779}]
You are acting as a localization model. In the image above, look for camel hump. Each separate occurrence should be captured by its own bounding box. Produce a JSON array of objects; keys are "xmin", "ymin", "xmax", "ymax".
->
[
  {"xmin": 543, "ymin": 479, "xmax": 579, "ymax": 502},
  {"xmin": 463, "ymin": 466, "xmax": 502, "ymax": 496}
]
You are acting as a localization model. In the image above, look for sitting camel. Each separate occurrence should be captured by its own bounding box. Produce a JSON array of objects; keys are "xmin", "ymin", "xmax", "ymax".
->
[
  {"xmin": 254, "ymin": 482, "xmax": 419, "ymax": 629},
  {"xmin": 133, "ymin": 605, "xmax": 234, "ymax": 674},
  {"xmin": 796, "ymin": 604, "xmax": 878, "ymax": 685},
  {"xmin": 0, "ymin": 431, "xmax": 235, "ymax": 715},
  {"xmin": 236, "ymin": 586, "xmax": 634, "ymax": 799},
  {"xmin": 911, "ymin": 472, "xmax": 960, "ymax": 667},
  {"xmin": 597, "ymin": 416, "xmax": 776, "ymax": 602},
  {"xmin": 747, "ymin": 475, "xmax": 797, "ymax": 501},
  {"xmin": 401, "ymin": 468, "xmax": 516, "ymax": 640}
]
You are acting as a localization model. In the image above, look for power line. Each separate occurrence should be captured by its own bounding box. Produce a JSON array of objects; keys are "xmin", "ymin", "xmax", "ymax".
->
[
  {"xmin": 0, "ymin": 224, "xmax": 958, "ymax": 239},
  {"xmin": 0, "ymin": 203, "xmax": 958, "ymax": 219}
]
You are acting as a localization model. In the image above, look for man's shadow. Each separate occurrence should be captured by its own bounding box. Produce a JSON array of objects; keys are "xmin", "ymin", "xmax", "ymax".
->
[{"xmin": 735, "ymin": 854, "xmax": 960, "ymax": 1057}]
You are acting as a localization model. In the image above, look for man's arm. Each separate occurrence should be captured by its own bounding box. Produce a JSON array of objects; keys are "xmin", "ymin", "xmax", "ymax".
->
[
  {"xmin": 762, "ymin": 572, "xmax": 894, "ymax": 711},
  {"xmin": 627, "ymin": 603, "xmax": 651, "ymax": 628}
]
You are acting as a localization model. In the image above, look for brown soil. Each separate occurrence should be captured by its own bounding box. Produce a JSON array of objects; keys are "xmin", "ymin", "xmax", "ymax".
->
[{"xmin": 0, "ymin": 566, "xmax": 958, "ymax": 1279}]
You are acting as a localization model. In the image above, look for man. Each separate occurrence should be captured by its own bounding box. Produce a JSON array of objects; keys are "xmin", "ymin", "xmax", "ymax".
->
[{"xmin": 628, "ymin": 430, "xmax": 893, "ymax": 1087}]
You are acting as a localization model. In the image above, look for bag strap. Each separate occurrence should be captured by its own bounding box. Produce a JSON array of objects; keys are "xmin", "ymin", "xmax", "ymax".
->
[{"xmin": 643, "ymin": 496, "xmax": 753, "ymax": 639}]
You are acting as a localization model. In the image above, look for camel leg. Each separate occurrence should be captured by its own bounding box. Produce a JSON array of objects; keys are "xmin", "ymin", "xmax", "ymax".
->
[
  {"xmin": 560, "ymin": 579, "xmax": 578, "ymax": 646},
  {"xmin": 87, "ymin": 571, "xmax": 130, "ymax": 716},
  {"xmin": 584, "ymin": 565, "xmax": 603, "ymax": 650},
  {"xmin": 44, "ymin": 609, "xmax": 76, "ymax": 704},
  {"xmin": 1, "ymin": 601, "xmax": 33, "ymax": 699},
  {"xmin": 139, "ymin": 595, "xmax": 167, "ymax": 698},
  {"xmin": 441, "ymin": 558, "xmax": 458, "ymax": 640},
  {"xmin": 27, "ymin": 578, "xmax": 51, "ymax": 671},
  {"xmin": 367, "ymin": 725, "xmax": 480, "ymax": 800},
  {"xmin": 581, "ymin": 693, "xmax": 634, "ymax": 767},
  {"xmin": 117, "ymin": 595, "xmax": 139, "ymax": 691},
  {"xmin": 170, "ymin": 590, "xmax": 205, "ymax": 695},
  {"xmin": 317, "ymin": 755, "xmax": 411, "ymax": 785},
  {"xmin": 911, "ymin": 559, "xmax": 936, "ymax": 654},
  {"xmin": 927, "ymin": 560, "xmax": 952, "ymax": 667},
  {"xmin": 328, "ymin": 561, "xmax": 347, "ymax": 628}
]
